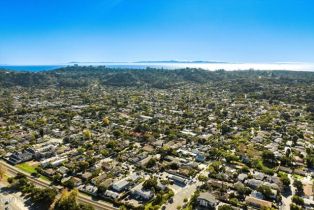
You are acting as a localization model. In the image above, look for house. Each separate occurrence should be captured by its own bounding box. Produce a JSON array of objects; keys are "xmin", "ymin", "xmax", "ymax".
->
[
  {"xmin": 61, "ymin": 176, "xmax": 82, "ymax": 187},
  {"xmin": 169, "ymin": 175, "xmax": 188, "ymax": 186},
  {"xmin": 139, "ymin": 115, "xmax": 153, "ymax": 121},
  {"xmin": 208, "ymin": 179, "xmax": 233, "ymax": 189},
  {"xmin": 152, "ymin": 139, "xmax": 164, "ymax": 148},
  {"xmin": 30, "ymin": 144, "xmax": 57, "ymax": 159},
  {"xmin": 131, "ymin": 183, "xmax": 154, "ymax": 200},
  {"xmin": 266, "ymin": 175, "xmax": 281, "ymax": 184},
  {"xmin": 240, "ymin": 155, "xmax": 250, "ymax": 164},
  {"xmin": 181, "ymin": 129, "xmax": 196, "ymax": 137},
  {"xmin": 279, "ymin": 166, "xmax": 293, "ymax": 174},
  {"xmin": 238, "ymin": 173, "xmax": 248, "ymax": 182},
  {"xmin": 177, "ymin": 149, "xmax": 197, "ymax": 158},
  {"xmin": 245, "ymin": 179, "xmax": 263, "ymax": 189},
  {"xmin": 43, "ymin": 168, "xmax": 56, "ymax": 177},
  {"xmin": 40, "ymin": 156, "xmax": 60, "ymax": 168},
  {"xmin": 143, "ymin": 144, "xmax": 154, "ymax": 152},
  {"xmin": 294, "ymin": 169, "xmax": 307, "ymax": 176},
  {"xmin": 245, "ymin": 196, "xmax": 272, "ymax": 209},
  {"xmin": 57, "ymin": 166, "xmax": 69, "ymax": 175},
  {"xmin": 8, "ymin": 151, "xmax": 33, "ymax": 164},
  {"xmin": 50, "ymin": 157, "xmax": 67, "ymax": 167},
  {"xmin": 197, "ymin": 192, "xmax": 218, "ymax": 209},
  {"xmin": 71, "ymin": 177, "xmax": 83, "ymax": 186},
  {"xmin": 303, "ymin": 181, "xmax": 314, "ymax": 198},
  {"xmin": 81, "ymin": 172, "xmax": 92, "ymax": 180},
  {"xmin": 112, "ymin": 179, "xmax": 130, "ymax": 192},
  {"xmin": 253, "ymin": 172, "xmax": 266, "ymax": 180},
  {"xmin": 78, "ymin": 184, "xmax": 98, "ymax": 196},
  {"xmin": 250, "ymin": 191, "xmax": 265, "ymax": 200},
  {"xmin": 304, "ymin": 198, "xmax": 314, "ymax": 209},
  {"xmin": 104, "ymin": 190, "xmax": 120, "ymax": 199},
  {"xmin": 99, "ymin": 178, "xmax": 114, "ymax": 190},
  {"xmin": 139, "ymin": 156, "xmax": 152, "ymax": 167},
  {"xmin": 251, "ymin": 135, "xmax": 263, "ymax": 143},
  {"xmin": 157, "ymin": 182, "xmax": 167, "ymax": 191},
  {"xmin": 264, "ymin": 182, "xmax": 280, "ymax": 191},
  {"xmin": 91, "ymin": 173, "xmax": 108, "ymax": 185}
]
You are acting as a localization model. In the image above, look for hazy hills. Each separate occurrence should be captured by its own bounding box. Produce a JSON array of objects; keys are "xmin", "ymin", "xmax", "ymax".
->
[{"xmin": 0, "ymin": 66, "xmax": 314, "ymax": 90}]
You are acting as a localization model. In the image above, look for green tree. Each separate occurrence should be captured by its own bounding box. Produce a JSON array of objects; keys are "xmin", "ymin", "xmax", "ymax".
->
[
  {"xmin": 143, "ymin": 177, "xmax": 158, "ymax": 191},
  {"xmin": 152, "ymin": 193, "xmax": 162, "ymax": 205},
  {"xmin": 100, "ymin": 149, "xmax": 109, "ymax": 157},
  {"xmin": 306, "ymin": 156, "xmax": 314, "ymax": 169},
  {"xmin": 234, "ymin": 182, "xmax": 251, "ymax": 197},
  {"xmin": 78, "ymin": 160, "xmax": 89, "ymax": 171},
  {"xmin": 83, "ymin": 129, "xmax": 92, "ymax": 140},
  {"xmin": 218, "ymin": 205, "xmax": 233, "ymax": 210},
  {"xmin": 78, "ymin": 204, "xmax": 95, "ymax": 210},
  {"xmin": 290, "ymin": 203, "xmax": 302, "ymax": 210},
  {"xmin": 146, "ymin": 158, "xmax": 156, "ymax": 168},
  {"xmin": 262, "ymin": 150, "xmax": 277, "ymax": 167},
  {"xmin": 97, "ymin": 183, "xmax": 108, "ymax": 194},
  {"xmin": 293, "ymin": 180, "xmax": 303, "ymax": 196},
  {"xmin": 102, "ymin": 117, "xmax": 110, "ymax": 126},
  {"xmin": 39, "ymin": 128, "xmax": 44, "ymax": 137},
  {"xmin": 278, "ymin": 172, "xmax": 290, "ymax": 187},
  {"xmin": 1, "ymin": 91, "xmax": 14, "ymax": 115},
  {"xmin": 292, "ymin": 195, "xmax": 304, "ymax": 206},
  {"xmin": 257, "ymin": 185, "xmax": 274, "ymax": 200},
  {"xmin": 64, "ymin": 179, "xmax": 75, "ymax": 189},
  {"xmin": 221, "ymin": 123, "xmax": 231, "ymax": 135},
  {"xmin": 54, "ymin": 189, "xmax": 94, "ymax": 210},
  {"xmin": 113, "ymin": 129, "xmax": 123, "ymax": 137},
  {"xmin": 53, "ymin": 173, "xmax": 63, "ymax": 184},
  {"xmin": 169, "ymin": 162, "xmax": 179, "ymax": 170},
  {"xmin": 31, "ymin": 188, "xmax": 58, "ymax": 206},
  {"xmin": 198, "ymin": 175, "xmax": 208, "ymax": 184}
]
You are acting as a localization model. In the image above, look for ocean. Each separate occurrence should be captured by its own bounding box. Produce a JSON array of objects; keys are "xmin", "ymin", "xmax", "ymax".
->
[
  {"xmin": 1, "ymin": 62, "xmax": 314, "ymax": 72},
  {"xmin": 0, "ymin": 65, "xmax": 64, "ymax": 72}
]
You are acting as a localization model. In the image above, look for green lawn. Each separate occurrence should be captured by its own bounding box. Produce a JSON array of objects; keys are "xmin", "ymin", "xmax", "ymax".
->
[
  {"xmin": 16, "ymin": 162, "xmax": 50, "ymax": 181},
  {"xmin": 292, "ymin": 174, "xmax": 304, "ymax": 180},
  {"xmin": 16, "ymin": 162, "xmax": 37, "ymax": 174},
  {"xmin": 39, "ymin": 175, "xmax": 50, "ymax": 181}
]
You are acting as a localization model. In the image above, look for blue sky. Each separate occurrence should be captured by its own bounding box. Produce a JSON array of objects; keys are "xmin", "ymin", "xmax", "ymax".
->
[{"xmin": 0, "ymin": 0, "xmax": 314, "ymax": 65}]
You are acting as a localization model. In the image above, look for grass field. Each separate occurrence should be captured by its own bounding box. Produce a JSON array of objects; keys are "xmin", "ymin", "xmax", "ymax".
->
[
  {"xmin": 16, "ymin": 162, "xmax": 37, "ymax": 174},
  {"xmin": 16, "ymin": 162, "xmax": 50, "ymax": 181}
]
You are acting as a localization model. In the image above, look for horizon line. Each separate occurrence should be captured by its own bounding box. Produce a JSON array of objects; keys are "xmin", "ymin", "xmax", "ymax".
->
[{"xmin": 2, "ymin": 61, "xmax": 314, "ymax": 66}]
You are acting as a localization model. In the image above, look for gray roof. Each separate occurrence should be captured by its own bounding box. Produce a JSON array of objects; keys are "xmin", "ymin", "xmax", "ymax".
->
[
  {"xmin": 113, "ymin": 179, "xmax": 129, "ymax": 189},
  {"xmin": 245, "ymin": 179, "xmax": 263, "ymax": 188},
  {"xmin": 238, "ymin": 173, "xmax": 248, "ymax": 181},
  {"xmin": 198, "ymin": 192, "xmax": 217, "ymax": 203}
]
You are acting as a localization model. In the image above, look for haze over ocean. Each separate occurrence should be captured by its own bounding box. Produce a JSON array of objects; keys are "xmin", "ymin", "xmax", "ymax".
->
[{"xmin": 1, "ymin": 62, "xmax": 314, "ymax": 72}]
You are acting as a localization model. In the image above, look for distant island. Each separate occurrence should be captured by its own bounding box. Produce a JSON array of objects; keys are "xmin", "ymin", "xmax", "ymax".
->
[
  {"xmin": 134, "ymin": 60, "xmax": 228, "ymax": 64},
  {"xmin": 68, "ymin": 60, "xmax": 227, "ymax": 64}
]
